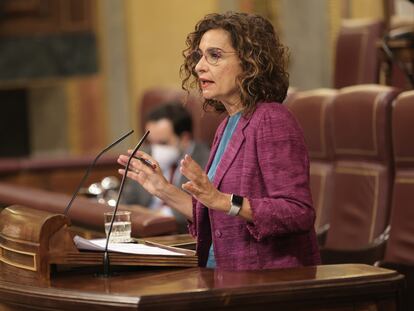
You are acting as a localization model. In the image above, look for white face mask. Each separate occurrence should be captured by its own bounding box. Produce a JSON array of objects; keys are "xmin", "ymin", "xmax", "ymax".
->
[{"xmin": 151, "ymin": 144, "xmax": 180, "ymax": 173}]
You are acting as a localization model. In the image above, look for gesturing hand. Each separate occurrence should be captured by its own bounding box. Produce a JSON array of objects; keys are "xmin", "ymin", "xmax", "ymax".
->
[
  {"xmin": 117, "ymin": 150, "xmax": 168, "ymax": 198},
  {"xmin": 180, "ymin": 154, "xmax": 228, "ymax": 211}
]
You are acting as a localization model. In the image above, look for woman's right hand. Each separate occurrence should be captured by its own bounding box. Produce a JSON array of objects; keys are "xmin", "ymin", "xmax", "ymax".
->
[{"xmin": 117, "ymin": 150, "xmax": 169, "ymax": 197}]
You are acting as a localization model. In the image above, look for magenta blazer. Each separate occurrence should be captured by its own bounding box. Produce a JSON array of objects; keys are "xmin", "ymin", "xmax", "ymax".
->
[{"xmin": 188, "ymin": 102, "xmax": 321, "ymax": 270}]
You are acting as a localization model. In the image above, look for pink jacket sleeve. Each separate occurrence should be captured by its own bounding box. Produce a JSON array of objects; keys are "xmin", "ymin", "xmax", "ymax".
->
[{"xmin": 246, "ymin": 108, "xmax": 315, "ymax": 241}]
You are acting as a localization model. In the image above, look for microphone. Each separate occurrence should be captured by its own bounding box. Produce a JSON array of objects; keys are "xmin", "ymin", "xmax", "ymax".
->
[
  {"xmin": 63, "ymin": 130, "xmax": 134, "ymax": 216},
  {"xmin": 101, "ymin": 130, "xmax": 150, "ymax": 277}
]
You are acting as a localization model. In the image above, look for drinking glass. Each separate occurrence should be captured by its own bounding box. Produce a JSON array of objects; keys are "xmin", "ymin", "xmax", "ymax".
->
[{"xmin": 104, "ymin": 211, "xmax": 132, "ymax": 243}]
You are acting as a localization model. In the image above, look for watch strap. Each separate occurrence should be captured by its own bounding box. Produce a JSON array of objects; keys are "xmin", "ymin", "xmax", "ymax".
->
[{"xmin": 228, "ymin": 194, "xmax": 243, "ymax": 216}]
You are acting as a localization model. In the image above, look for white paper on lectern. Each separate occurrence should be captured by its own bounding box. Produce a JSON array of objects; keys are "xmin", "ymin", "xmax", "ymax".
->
[{"xmin": 73, "ymin": 235, "xmax": 185, "ymax": 256}]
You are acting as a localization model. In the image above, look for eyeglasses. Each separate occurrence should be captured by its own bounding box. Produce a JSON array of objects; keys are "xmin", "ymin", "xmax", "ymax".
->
[{"xmin": 191, "ymin": 47, "xmax": 237, "ymax": 65}]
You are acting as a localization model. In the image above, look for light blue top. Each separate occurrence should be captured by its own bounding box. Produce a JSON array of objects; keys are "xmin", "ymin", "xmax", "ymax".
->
[{"xmin": 206, "ymin": 112, "xmax": 241, "ymax": 268}]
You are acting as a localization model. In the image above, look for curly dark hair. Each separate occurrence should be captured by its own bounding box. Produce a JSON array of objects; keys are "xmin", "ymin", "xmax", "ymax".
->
[{"xmin": 180, "ymin": 12, "xmax": 289, "ymax": 115}]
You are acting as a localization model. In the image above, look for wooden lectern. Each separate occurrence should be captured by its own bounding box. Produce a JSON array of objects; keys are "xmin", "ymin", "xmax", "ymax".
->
[
  {"xmin": 0, "ymin": 205, "xmax": 197, "ymax": 284},
  {"xmin": 0, "ymin": 205, "xmax": 406, "ymax": 310}
]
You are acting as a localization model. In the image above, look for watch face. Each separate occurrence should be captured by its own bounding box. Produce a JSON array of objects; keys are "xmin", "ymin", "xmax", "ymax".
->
[
  {"xmin": 232, "ymin": 194, "xmax": 243, "ymax": 206},
  {"xmin": 228, "ymin": 194, "xmax": 243, "ymax": 216}
]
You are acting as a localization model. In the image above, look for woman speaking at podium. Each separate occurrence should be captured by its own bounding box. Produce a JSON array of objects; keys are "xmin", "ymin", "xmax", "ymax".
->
[{"xmin": 118, "ymin": 12, "xmax": 320, "ymax": 270}]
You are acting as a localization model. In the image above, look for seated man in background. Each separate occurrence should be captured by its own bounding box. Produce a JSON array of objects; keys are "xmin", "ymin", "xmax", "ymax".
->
[{"xmin": 121, "ymin": 102, "xmax": 210, "ymax": 233}]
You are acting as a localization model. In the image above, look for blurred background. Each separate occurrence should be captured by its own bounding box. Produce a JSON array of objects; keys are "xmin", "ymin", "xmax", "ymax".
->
[
  {"xmin": 0, "ymin": 0, "xmax": 412, "ymax": 157},
  {"xmin": 1, "ymin": 2, "xmax": 414, "ymax": 296}
]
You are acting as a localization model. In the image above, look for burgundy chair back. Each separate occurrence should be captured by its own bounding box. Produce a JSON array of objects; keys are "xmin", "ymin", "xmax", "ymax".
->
[
  {"xmin": 334, "ymin": 20, "xmax": 384, "ymax": 88},
  {"xmin": 385, "ymin": 90, "xmax": 414, "ymax": 264},
  {"xmin": 139, "ymin": 87, "xmax": 185, "ymax": 134},
  {"xmin": 325, "ymin": 84, "xmax": 399, "ymax": 250},
  {"xmin": 139, "ymin": 87, "xmax": 224, "ymax": 147},
  {"xmin": 286, "ymin": 89, "xmax": 336, "ymax": 233},
  {"xmin": 282, "ymin": 87, "xmax": 298, "ymax": 106}
]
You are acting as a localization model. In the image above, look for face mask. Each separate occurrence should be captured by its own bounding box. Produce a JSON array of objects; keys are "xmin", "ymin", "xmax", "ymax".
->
[{"xmin": 151, "ymin": 144, "xmax": 180, "ymax": 173}]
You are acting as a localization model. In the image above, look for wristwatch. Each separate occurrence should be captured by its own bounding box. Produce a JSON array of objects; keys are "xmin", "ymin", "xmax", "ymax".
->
[{"xmin": 228, "ymin": 194, "xmax": 243, "ymax": 216}]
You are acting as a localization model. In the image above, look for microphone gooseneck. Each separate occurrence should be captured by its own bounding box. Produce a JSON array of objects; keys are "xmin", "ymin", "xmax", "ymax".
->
[
  {"xmin": 102, "ymin": 130, "xmax": 150, "ymax": 278},
  {"xmin": 63, "ymin": 130, "xmax": 134, "ymax": 216}
]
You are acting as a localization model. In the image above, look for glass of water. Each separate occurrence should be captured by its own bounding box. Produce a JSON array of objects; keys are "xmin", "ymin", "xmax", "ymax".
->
[{"xmin": 104, "ymin": 210, "xmax": 132, "ymax": 243}]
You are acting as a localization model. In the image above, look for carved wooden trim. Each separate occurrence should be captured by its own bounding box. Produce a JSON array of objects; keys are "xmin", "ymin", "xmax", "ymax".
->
[{"xmin": 0, "ymin": 243, "xmax": 37, "ymax": 271}]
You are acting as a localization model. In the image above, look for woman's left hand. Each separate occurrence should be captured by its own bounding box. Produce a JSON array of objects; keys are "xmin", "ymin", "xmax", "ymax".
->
[{"xmin": 180, "ymin": 154, "xmax": 229, "ymax": 211}]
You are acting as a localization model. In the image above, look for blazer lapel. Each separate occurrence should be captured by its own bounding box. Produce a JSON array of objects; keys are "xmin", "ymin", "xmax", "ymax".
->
[
  {"xmin": 197, "ymin": 117, "xmax": 227, "ymax": 218},
  {"xmin": 204, "ymin": 118, "xmax": 227, "ymax": 174},
  {"xmin": 212, "ymin": 114, "xmax": 251, "ymax": 187}
]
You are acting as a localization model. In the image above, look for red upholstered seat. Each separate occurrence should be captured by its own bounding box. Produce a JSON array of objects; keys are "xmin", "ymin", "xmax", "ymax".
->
[
  {"xmin": 286, "ymin": 89, "xmax": 336, "ymax": 245},
  {"xmin": 334, "ymin": 20, "xmax": 384, "ymax": 88},
  {"xmin": 385, "ymin": 90, "xmax": 414, "ymax": 265},
  {"xmin": 139, "ymin": 87, "xmax": 224, "ymax": 147},
  {"xmin": 321, "ymin": 84, "xmax": 400, "ymax": 264},
  {"xmin": 379, "ymin": 90, "xmax": 414, "ymax": 311}
]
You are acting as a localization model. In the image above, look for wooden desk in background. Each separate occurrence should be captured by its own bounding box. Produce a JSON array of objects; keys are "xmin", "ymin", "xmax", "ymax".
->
[
  {"xmin": 0, "ymin": 264, "xmax": 404, "ymax": 310},
  {"xmin": 0, "ymin": 184, "xmax": 177, "ymax": 237},
  {"xmin": 0, "ymin": 154, "xmax": 121, "ymax": 194}
]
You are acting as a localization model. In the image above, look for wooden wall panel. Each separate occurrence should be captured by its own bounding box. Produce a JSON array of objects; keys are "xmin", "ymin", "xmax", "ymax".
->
[{"xmin": 0, "ymin": 0, "xmax": 95, "ymax": 36}]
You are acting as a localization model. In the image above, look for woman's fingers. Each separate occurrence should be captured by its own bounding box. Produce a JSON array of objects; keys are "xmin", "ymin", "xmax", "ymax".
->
[
  {"xmin": 117, "ymin": 152, "xmax": 156, "ymax": 188},
  {"xmin": 118, "ymin": 152, "xmax": 158, "ymax": 175},
  {"xmin": 117, "ymin": 154, "xmax": 129, "ymax": 166},
  {"xmin": 180, "ymin": 154, "xmax": 224, "ymax": 211},
  {"xmin": 120, "ymin": 150, "xmax": 152, "ymax": 164},
  {"xmin": 182, "ymin": 181, "xmax": 202, "ymax": 196},
  {"xmin": 180, "ymin": 154, "xmax": 218, "ymax": 206},
  {"xmin": 180, "ymin": 154, "xmax": 205, "ymax": 182},
  {"xmin": 127, "ymin": 149, "xmax": 145, "ymax": 157},
  {"xmin": 118, "ymin": 168, "xmax": 139, "ymax": 183}
]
